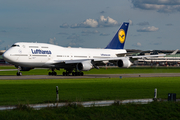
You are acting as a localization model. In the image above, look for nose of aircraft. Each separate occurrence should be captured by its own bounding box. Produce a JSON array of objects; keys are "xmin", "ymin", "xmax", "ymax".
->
[
  {"xmin": 2, "ymin": 52, "xmax": 7, "ymax": 60},
  {"xmin": 2, "ymin": 50, "xmax": 10, "ymax": 63}
]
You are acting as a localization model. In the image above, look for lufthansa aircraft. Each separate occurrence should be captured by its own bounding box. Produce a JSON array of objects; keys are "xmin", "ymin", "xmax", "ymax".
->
[{"xmin": 2, "ymin": 22, "xmax": 164, "ymax": 76}]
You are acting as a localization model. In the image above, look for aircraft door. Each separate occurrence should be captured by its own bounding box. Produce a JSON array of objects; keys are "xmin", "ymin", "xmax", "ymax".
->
[
  {"xmin": 48, "ymin": 54, "xmax": 51, "ymax": 60},
  {"xmin": 28, "ymin": 46, "xmax": 32, "ymax": 60},
  {"xmin": 29, "ymin": 54, "xmax": 32, "ymax": 59},
  {"xmin": 70, "ymin": 53, "xmax": 73, "ymax": 60},
  {"xmin": 88, "ymin": 53, "xmax": 91, "ymax": 59}
]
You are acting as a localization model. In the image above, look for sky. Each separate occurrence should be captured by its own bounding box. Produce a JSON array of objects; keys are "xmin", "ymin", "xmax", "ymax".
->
[{"xmin": 0, "ymin": 0, "xmax": 180, "ymax": 50}]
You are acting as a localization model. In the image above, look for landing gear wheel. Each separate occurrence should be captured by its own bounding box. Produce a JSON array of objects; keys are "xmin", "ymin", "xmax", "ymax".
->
[
  {"xmin": 63, "ymin": 72, "xmax": 70, "ymax": 76},
  {"xmin": 72, "ymin": 72, "xmax": 84, "ymax": 76},
  {"xmin": 48, "ymin": 72, "xmax": 52, "ymax": 76},
  {"xmin": 17, "ymin": 72, "xmax": 22, "ymax": 76},
  {"xmin": 53, "ymin": 72, "xmax": 57, "ymax": 76},
  {"xmin": 80, "ymin": 72, "xmax": 84, "ymax": 76},
  {"xmin": 62, "ymin": 69, "xmax": 84, "ymax": 76},
  {"xmin": 63, "ymin": 72, "xmax": 66, "ymax": 76},
  {"xmin": 48, "ymin": 72, "xmax": 57, "ymax": 76},
  {"xmin": 72, "ymin": 72, "xmax": 75, "ymax": 76}
]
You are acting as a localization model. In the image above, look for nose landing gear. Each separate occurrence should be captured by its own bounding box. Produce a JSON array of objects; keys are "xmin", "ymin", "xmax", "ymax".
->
[{"xmin": 17, "ymin": 66, "xmax": 22, "ymax": 76}]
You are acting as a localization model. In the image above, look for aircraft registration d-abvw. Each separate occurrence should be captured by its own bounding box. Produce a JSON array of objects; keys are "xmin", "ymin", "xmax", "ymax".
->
[{"xmin": 2, "ymin": 22, "xmax": 165, "ymax": 76}]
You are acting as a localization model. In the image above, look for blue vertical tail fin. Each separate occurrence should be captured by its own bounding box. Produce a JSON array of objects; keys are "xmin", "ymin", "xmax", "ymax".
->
[{"xmin": 105, "ymin": 22, "xmax": 129, "ymax": 49}]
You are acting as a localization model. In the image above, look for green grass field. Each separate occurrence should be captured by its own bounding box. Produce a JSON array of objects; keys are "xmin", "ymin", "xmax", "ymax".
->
[
  {"xmin": 0, "ymin": 65, "xmax": 15, "ymax": 69},
  {"xmin": 0, "ymin": 77, "xmax": 179, "ymax": 106},
  {"xmin": 1, "ymin": 66, "xmax": 180, "ymax": 119},
  {"xmin": 0, "ymin": 102, "xmax": 180, "ymax": 120},
  {"xmin": 1, "ymin": 66, "xmax": 180, "ymax": 75}
]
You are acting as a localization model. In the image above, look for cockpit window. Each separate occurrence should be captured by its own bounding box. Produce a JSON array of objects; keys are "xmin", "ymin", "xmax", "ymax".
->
[{"xmin": 11, "ymin": 44, "xmax": 20, "ymax": 47}]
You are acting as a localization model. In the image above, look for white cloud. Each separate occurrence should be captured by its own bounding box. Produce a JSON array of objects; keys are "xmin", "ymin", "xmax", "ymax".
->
[
  {"xmin": 131, "ymin": 0, "xmax": 180, "ymax": 13},
  {"xmin": 137, "ymin": 42, "xmax": 141, "ymax": 46},
  {"xmin": 98, "ymin": 16, "xmax": 119, "ymax": 27},
  {"xmin": 70, "ymin": 16, "xmax": 119, "ymax": 28},
  {"xmin": 70, "ymin": 24, "xmax": 79, "ymax": 28},
  {"xmin": 83, "ymin": 19, "xmax": 98, "ymax": 28},
  {"xmin": 71, "ymin": 19, "xmax": 98, "ymax": 28},
  {"xmin": 59, "ymin": 23, "xmax": 69, "ymax": 28},
  {"xmin": 49, "ymin": 37, "xmax": 57, "ymax": 45},
  {"xmin": 137, "ymin": 26, "xmax": 159, "ymax": 32}
]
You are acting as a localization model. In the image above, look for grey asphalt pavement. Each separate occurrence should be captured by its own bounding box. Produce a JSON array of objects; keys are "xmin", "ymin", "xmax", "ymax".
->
[{"xmin": 1, "ymin": 73, "xmax": 180, "ymax": 80}]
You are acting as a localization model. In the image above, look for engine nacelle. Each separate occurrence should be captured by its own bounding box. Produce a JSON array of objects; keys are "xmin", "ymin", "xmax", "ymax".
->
[
  {"xmin": 117, "ymin": 59, "xmax": 132, "ymax": 68},
  {"xmin": 76, "ymin": 61, "xmax": 93, "ymax": 71}
]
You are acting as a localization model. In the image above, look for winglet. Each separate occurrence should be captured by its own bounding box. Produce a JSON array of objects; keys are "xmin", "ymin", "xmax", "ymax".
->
[
  {"xmin": 105, "ymin": 22, "xmax": 129, "ymax": 49},
  {"xmin": 170, "ymin": 49, "xmax": 179, "ymax": 55}
]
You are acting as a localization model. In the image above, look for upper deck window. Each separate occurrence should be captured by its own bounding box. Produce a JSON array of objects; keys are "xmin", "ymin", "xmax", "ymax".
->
[
  {"xmin": 11, "ymin": 44, "xmax": 20, "ymax": 47},
  {"xmin": 29, "ymin": 46, "xmax": 38, "ymax": 48}
]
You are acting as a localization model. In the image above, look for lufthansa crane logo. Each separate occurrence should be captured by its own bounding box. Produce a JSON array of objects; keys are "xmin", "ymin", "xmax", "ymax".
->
[{"xmin": 118, "ymin": 29, "xmax": 126, "ymax": 43}]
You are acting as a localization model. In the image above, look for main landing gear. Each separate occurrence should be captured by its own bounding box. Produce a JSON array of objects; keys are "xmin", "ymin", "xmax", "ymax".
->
[
  {"xmin": 62, "ymin": 71, "xmax": 84, "ymax": 76},
  {"xmin": 48, "ymin": 68, "xmax": 57, "ymax": 76},
  {"xmin": 48, "ymin": 68, "xmax": 84, "ymax": 76},
  {"xmin": 48, "ymin": 71, "xmax": 57, "ymax": 76},
  {"xmin": 62, "ymin": 69, "xmax": 84, "ymax": 76},
  {"xmin": 63, "ymin": 69, "xmax": 84, "ymax": 76}
]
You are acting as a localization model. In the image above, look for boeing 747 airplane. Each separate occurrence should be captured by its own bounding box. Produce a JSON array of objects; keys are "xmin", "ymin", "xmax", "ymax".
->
[{"xmin": 2, "ymin": 22, "xmax": 165, "ymax": 76}]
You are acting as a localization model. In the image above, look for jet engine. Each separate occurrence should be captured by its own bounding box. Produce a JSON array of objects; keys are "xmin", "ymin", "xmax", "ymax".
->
[
  {"xmin": 117, "ymin": 59, "xmax": 132, "ymax": 68},
  {"xmin": 76, "ymin": 61, "xmax": 93, "ymax": 71}
]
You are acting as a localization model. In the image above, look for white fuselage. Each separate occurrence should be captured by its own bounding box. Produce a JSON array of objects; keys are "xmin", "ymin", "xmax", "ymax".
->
[{"xmin": 3, "ymin": 42, "xmax": 127, "ymax": 68}]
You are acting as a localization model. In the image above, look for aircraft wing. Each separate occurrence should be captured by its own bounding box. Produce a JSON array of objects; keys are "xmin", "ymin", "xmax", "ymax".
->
[
  {"xmin": 45, "ymin": 58, "xmax": 127, "ymax": 67},
  {"xmin": 47, "ymin": 54, "xmax": 166, "ymax": 65},
  {"xmin": 93, "ymin": 54, "xmax": 166, "ymax": 61},
  {"xmin": 48, "ymin": 58, "xmax": 120, "ymax": 65},
  {"xmin": 171, "ymin": 49, "xmax": 179, "ymax": 55},
  {"xmin": 131, "ymin": 54, "xmax": 166, "ymax": 58},
  {"xmin": 53, "ymin": 59, "xmax": 91, "ymax": 64}
]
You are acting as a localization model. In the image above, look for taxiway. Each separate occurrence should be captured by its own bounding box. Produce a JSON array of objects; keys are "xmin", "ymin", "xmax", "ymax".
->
[{"xmin": 1, "ymin": 73, "xmax": 180, "ymax": 80}]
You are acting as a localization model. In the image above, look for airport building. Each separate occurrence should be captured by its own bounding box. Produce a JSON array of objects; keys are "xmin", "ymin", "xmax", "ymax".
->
[{"xmin": 134, "ymin": 50, "xmax": 180, "ymax": 66}]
